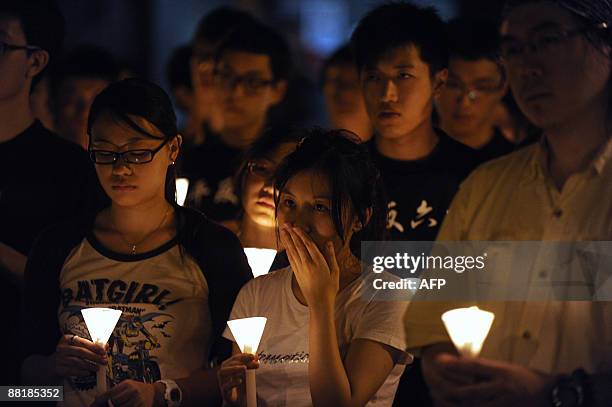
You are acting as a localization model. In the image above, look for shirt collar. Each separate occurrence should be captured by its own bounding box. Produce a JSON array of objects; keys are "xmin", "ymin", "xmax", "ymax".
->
[
  {"xmin": 522, "ymin": 135, "xmax": 612, "ymax": 185},
  {"xmin": 521, "ymin": 138, "xmax": 547, "ymax": 185},
  {"xmin": 592, "ymin": 135, "xmax": 612, "ymax": 174}
]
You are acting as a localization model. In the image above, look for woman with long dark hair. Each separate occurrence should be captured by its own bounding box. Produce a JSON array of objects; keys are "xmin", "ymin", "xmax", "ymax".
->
[
  {"xmin": 21, "ymin": 78, "xmax": 252, "ymax": 407},
  {"xmin": 217, "ymin": 129, "xmax": 410, "ymax": 407},
  {"xmin": 225, "ymin": 127, "xmax": 301, "ymax": 251}
]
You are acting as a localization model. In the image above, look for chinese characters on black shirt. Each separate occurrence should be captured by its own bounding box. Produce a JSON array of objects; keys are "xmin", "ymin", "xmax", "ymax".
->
[{"xmin": 369, "ymin": 131, "xmax": 479, "ymax": 242}]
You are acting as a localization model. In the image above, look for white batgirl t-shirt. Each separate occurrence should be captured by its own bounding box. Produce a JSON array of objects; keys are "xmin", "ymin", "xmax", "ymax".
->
[
  {"xmin": 223, "ymin": 267, "xmax": 412, "ymax": 407},
  {"xmin": 57, "ymin": 236, "xmax": 211, "ymax": 407}
]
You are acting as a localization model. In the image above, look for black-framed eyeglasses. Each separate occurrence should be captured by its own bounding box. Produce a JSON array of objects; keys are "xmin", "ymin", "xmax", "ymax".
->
[
  {"xmin": 214, "ymin": 69, "xmax": 275, "ymax": 94},
  {"xmin": 444, "ymin": 77, "xmax": 505, "ymax": 101},
  {"xmin": 89, "ymin": 139, "xmax": 170, "ymax": 165},
  {"xmin": 247, "ymin": 160, "xmax": 275, "ymax": 179},
  {"xmin": 500, "ymin": 22, "xmax": 608, "ymax": 61},
  {"xmin": 0, "ymin": 41, "xmax": 41, "ymax": 57}
]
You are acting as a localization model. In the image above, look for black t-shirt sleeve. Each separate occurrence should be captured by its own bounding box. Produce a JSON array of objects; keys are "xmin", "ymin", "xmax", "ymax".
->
[
  {"xmin": 181, "ymin": 208, "xmax": 252, "ymax": 363},
  {"xmin": 21, "ymin": 231, "xmax": 67, "ymax": 358},
  {"xmin": 0, "ymin": 124, "xmax": 107, "ymax": 255},
  {"xmin": 21, "ymin": 221, "xmax": 85, "ymax": 360}
]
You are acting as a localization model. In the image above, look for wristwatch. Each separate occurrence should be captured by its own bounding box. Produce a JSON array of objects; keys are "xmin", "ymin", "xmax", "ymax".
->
[
  {"xmin": 551, "ymin": 369, "xmax": 588, "ymax": 407},
  {"xmin": 157, "ymin": 379, "xmax": 182, "ymax": 407}
]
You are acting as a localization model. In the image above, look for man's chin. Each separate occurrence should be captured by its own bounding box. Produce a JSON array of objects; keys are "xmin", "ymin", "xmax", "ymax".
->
[
  {"xmin": 221, "ymin": 115, "xmax": 250, "ymax": 131},
  {"xmin": 447, "ymin": 124, "xmax": 477, "ymax": 138},
  {"xmin": 375, "ymin": 127, "xmax": 410, "ymax": 140}
]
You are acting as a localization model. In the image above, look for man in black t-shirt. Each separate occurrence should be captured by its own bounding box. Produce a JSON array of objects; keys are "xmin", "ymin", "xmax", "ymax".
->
[
  {"xmin": 351, "ymin": 3, "xmax": 477, "ymax": 244},
  {"xmin": 183, "ymin": 17, "xmax": 290, "ymax": 222},
  {"xmin": 351, "ymin": 5, "xmax": 479, "ymax": 406},
  {"xmin": 435, "ymin": 18, "xmax": 517, "ymax": 164},
  {"xmin": 0, "ymin": 1, "xmax": 100, "ymax": 386}
]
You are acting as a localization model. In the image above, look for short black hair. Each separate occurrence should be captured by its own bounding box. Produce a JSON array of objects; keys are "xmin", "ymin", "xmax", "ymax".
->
[
  {"xmin": 88, "ymin": 78, "xmax": 178, "ymax": 142},
  {"xmin": 166, "ymin": 45, "xmax": 193, "ymax": 90},
  {"xmin": 350, "ymin": 2, "xmax": 447, "ymax": 74},
  {"xmin": 54, "ymin": 45, "xmax": 118, "ymax": 83},
  {"xmin": 319, "ymin": 44, "xmax": 356, "ymax": 87},
  {"xmin": 0, "ymin": 0, "xmax": 65, "ymax": 87},
  {"xmin": 88, "ymin": 78, "xmax": 179, "ymax": 204},
  {"xmin": 50, "ymin": 45, "xmax": 119, "ymax": 100},
  {"xmin": 215, "ymin": 20, "xmax": 292, "ymax": 82},
  {"xmin": 274, "ymin": 128, "xmax": 387, "ymax": 257},
  {"xmin": 192, "ymin": 7, "xmax": 256, "ymax": 61},
  {"xmin": 447, "ymin": 18, "xmax": 501, "ymax": 63}
]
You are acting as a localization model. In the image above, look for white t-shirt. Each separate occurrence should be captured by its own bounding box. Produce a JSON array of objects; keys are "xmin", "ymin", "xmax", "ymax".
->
[
  {"xmin": 57, "ymin": 236, "xmax": 211, "ymax": 407},
  {"xmin": 223, "ymin": 267, "xmax": 412, "ymax": 407}
]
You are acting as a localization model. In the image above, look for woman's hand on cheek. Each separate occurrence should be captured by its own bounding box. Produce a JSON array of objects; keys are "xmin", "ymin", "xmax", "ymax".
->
[{"xmin": 280, "ymin": 225, "xmax": 339, "ymax": 309}]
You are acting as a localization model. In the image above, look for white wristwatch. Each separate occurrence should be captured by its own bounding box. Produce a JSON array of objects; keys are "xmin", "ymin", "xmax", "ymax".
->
[{"xmin": 157, "ymin": 379, "xmax": 182, "ymax": 407}]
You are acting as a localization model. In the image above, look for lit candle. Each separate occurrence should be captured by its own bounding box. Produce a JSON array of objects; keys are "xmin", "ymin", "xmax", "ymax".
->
[
  {"xmin": 81, "ymin": 308, "xmax": 122, "ymax": 394},
  {"xmin": 227, "ymin": 317, "xmax": 267, "ymax": 407},
  {"xmin": 244, "ymin": 248, "xmax": 277, "ymax": 278},
  {"xmin": 176, "ymin": 178, "xmax": 189, "ymax": 206},
  {"xmin": 441, "ymin": 306, "xmax": 494, "ymax": 357}
]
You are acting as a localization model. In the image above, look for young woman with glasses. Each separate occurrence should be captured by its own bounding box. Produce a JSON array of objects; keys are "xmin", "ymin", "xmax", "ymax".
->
[
  {"xmin": 21, "ymin": 78, "xmax": 252, "ymax": 407},
  {"xmin": 224, "ymin": 128, "xmax": 301, "ymax": 253}
]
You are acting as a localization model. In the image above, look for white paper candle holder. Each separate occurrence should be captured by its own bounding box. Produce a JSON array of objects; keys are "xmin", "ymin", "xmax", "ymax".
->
[
  {"xmin": 244, "ymin": 248, "xmax": 277, "ymax": 278},
  {"xmin": 441, "ymin": 306, "xmax": 494, "ymax": 357},
  {"xmin": 227, "ymin": 317, "xmax": 267, "ymax": 407},
  {"xmin": 176, "ymin": 178, "xmax": 189, "ymax": 206},
  {"xmin": 81, "ymin": 308, "xmax": 122, "ymax": 394}
]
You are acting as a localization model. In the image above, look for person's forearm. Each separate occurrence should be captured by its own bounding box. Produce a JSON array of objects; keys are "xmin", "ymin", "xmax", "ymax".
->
[
  {"xmin": 21, "ymin": 355, "xmax": 61, "ymax": 385},
  {"xmin": 175, "ymin": 366, "xmax": 221, "ymax": 407},
  {"xmin": 309, "ymin": 304, "xmax": 352, "ymax": 407}
]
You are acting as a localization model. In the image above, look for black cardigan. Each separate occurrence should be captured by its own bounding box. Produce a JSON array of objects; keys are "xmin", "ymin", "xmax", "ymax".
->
[{"xmin": 21, "ymin": 205, "xmax": 252, "ymax": 366}]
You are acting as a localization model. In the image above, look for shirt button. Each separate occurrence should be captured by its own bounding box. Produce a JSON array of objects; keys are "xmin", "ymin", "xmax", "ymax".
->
[
  {"xmin": 522, "ymin": 331, "xmax": 532, "ymax": 340},
  {"xmin": 553, "ymin": 208, "xmax": 563, "ymax": 218}
]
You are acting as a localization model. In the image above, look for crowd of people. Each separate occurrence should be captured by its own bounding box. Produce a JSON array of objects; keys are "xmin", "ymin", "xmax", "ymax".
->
[{"xmin": 1, "ymin": 0, "xmax": 611, "ymax": 406}]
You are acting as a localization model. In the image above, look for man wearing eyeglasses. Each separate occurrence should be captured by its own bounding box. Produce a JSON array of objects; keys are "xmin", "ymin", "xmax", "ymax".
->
[
  {"xmin": 188, "ymin": 7, "xmax": 256, "ymax": 150},
  {"xmin": 435, "ymin": 18, "xmax": 517, "ymax": 164},
  {"xmin": 405, "ymin": 1, "xmax": 612, "ymax": 406},
  {"xmin": 0, "ymin": 0, "xmax": 101, "ymax": 386},
  {"xmin": 182, "ymin": 18, "xmax": 289, "ymax": 222}
]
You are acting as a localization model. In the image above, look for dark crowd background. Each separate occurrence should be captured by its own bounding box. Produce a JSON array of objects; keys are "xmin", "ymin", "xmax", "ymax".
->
[{"xmin": 57, "ymin": 0, "xmax": 504, "ymax": 128}]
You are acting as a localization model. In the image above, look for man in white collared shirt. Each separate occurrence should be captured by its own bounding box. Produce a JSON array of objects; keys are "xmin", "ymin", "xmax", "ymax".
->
[{"xmin": 404, "ymin": 1, "xmax": 612, "ymax": 406}]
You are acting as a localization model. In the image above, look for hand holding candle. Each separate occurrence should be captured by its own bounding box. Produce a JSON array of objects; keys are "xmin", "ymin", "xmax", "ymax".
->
[
  {"xmin": 227, "ymin": 317, "xmax": 267, "ymax": 407},
  {"xmin": 81, "ymin": 308, "xmax": 122, "ymax": 394},
  {"xmin": 441, "ymin": 306, "xmax": 494, "ymax": 357}
]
